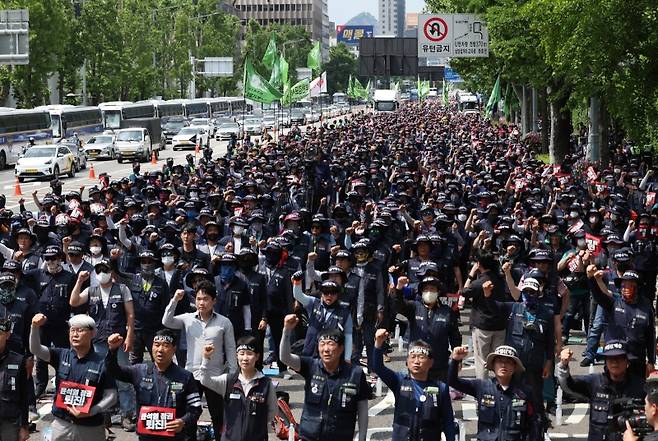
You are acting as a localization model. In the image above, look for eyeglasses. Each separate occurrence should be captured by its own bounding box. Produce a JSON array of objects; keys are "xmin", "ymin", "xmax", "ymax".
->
[{"xmin": 69, "ymin": 327, "xmax": 91, "ymax": 334}]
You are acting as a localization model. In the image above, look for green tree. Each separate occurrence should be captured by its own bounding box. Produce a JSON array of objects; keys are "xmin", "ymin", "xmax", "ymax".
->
[
  {"xmin": 324, "ymin": 44, "xmax": 357, "ymax": 95},
  {"xmin": 4, "ymin": 0, "xmax": 71, "ymax": 106}
]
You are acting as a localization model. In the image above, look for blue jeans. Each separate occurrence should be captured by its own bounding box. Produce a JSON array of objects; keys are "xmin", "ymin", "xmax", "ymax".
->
[
  {"xmin": 585, "ymin": 305, "xmax": 607, "ymax": 360},
  {"xmin": 94, "ymin": 341, "xmax": 136, "ymax": 417}
]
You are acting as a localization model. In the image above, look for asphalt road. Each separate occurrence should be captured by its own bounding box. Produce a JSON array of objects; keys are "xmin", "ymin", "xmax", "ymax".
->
[{"xmin": 23, "ymin": 107, "xmax": 596, "ymax": 440}]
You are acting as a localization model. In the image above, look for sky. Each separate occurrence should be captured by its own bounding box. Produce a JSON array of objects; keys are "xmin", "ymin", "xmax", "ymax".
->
[{"xmin": 328, "ymin": 0, "xmax": 427, "ymax": 26}]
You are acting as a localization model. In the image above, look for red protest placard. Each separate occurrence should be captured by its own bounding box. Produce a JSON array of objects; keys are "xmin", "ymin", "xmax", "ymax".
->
[
  {"xmin": 646, "ymin": 192, "xmax": 656, "ymax": 208},
  {"xmin": 586, "ymin": 166, "xmax": 598, "ymax": 183},
  {"xmin": 137, "ymin": 406, "xmax": 176, "ymax": 437},
  {"xmin": 585, "ymin": 233, "xmax": 603, "ymax": 257},
  {"xmin": 55, "ymin": 381, "xmax": 96, "ymax": 414}
]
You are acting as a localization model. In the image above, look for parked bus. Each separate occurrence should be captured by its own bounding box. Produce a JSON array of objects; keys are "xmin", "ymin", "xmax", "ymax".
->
[
  {"xmin": 37, "ymin": 105, "xmax": 103, "ymax": 142},
  {"xmin": 98, "ymin": 101, "xmax": 155, "ymax": 130},
  {"xmin": 222, "ymin": 97, "xmax": 250, "ymax": 116},
  {"xmin": 182, "ymin": 99, "xmax": 209, "ymax": 118},
  {"xmin": 332, "ymin": 92, "xmax": 347, "ymax": 104},
  {"xmin": 0, "ymin": 109, "xmax": 51, "ymax": 169},
  {"xmin": 207, "ymin": 98, "xmax": 231, "ymax": 117},
  {"xmin": 147, "ymin": 100, "xmax": 185, "ymax": 119}
]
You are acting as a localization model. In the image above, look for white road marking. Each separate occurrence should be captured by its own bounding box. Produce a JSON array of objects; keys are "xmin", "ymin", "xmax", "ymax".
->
[
  {"xmin": 368, "ymin": 390, "xmax": 394, "ymax": 416},
  {"xmin": 563, "ymin": 403, "xmax": 589, "ymax": 425}
]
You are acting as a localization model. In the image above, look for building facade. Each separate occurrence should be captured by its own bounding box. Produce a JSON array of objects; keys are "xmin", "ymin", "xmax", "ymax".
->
[
  {"xmin": 378, "ymin": 0, "xmax": 405, "ymax": 37},
  {"xmin": 234, "ymin": 0, "xmax": 329, "ymax": 60}
]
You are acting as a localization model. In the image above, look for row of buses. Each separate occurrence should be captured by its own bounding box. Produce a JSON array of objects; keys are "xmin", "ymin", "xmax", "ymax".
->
[{"xmin": 0, "ymin": 97, "xmax": 248, "ymax": 169}]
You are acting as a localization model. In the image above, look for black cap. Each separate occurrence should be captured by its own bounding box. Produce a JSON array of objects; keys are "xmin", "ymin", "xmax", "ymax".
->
[
  {"xmin": 43, "ymin": 245, "xmax": 62, "ymax": 258},
  {"xmin": 67, "ymin": 242, "xmax": 84, "ymax": 255},
  {"xmin": 0, "ymin": 272, "xmax": 16, "ymax": 286}
]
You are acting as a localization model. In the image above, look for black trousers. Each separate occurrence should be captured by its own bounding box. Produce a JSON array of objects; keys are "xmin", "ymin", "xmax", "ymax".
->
[
  {"xmin": 129, "ymin": 330, "xmax": 155, "ymax": 365},
  {"xmin": 268, "ymin": 312, "xmax": 287, "ymax": 371},
  {"xmin": 198, "ymin": 381, "xmax": 224, "ymax": 438}
]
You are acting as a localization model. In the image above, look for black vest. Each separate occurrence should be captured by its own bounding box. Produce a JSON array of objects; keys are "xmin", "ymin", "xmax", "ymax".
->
[
  {"xmin": 476, "ymin": 378, "xmax": 531, "ymax": 441},
  {"xmin": 222, "ymin": 372, "xmax": 272, "ymax": 441},
  {"xmin": 392, "ymin": 376, "xmax": 443, "ymax": 441},
  {"xmin": 0, "ymin": 351, "xmax": 23, "ymax": 422},
  {"xmin": 53, "ymin": 349, "xmax": 106, "ymax": 426},
  {"xmin": 300, "ymin": 360, "xmax": 365, "ymax": 441},
  {"xmin": 505, "ymin": 302, "xmax": 553, "ymax": 369},
  {"xmin": 409, "ymin": 302, "xmax": 454, "ymax": 371},
  {"xmin": 88, "ymin": 284, "xmax": 127, "ymax": 342},
  {"xmin": 131, "ymin": 274, "xmax": 167, "ymax": 332},
  {"xmin": 303, "ymin": 299, "xmax": 351, "ymax": 357}
]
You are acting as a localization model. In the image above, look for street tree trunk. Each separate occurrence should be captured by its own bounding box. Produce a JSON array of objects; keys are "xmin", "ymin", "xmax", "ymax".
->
[
  {"xmin": 539, "ymin": 88, "xmax": 549, "ymax": 154},
  {"xmin": 549, "ymin": 90, "xmax": 571, "ymax": 164},
  {"xmin": 599, "ymin": 101, "xmax": 610, "ymax": 166}
]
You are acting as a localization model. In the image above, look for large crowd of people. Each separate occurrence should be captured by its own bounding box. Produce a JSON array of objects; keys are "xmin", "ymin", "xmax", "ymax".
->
[{"xmin": 0, "ymin": 100, "xmax": 657, "ymax": 440}]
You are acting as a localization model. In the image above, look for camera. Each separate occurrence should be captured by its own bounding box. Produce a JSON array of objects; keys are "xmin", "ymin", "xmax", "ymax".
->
[{"xmin": 609, "ymin": 398, "xmax": 654, "ymax": 439}]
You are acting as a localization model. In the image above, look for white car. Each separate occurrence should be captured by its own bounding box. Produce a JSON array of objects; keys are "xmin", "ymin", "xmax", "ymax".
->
[
  {"xmin": 172, "ymin": 126, "xmax": 209, "ymax": 150},
  {"xmin": 15, "ymin": 145, "xmax": 76, "ymax": 182},
  {"xmin": 304, "ymin": 110, "xmax": 321, "ymax": 123},
  {"xmin": 262, "ymin": 115, "xmax": 277, "ymax": 130},
  {"xmin": 84, "ymin": 134, "xmax": 116, "ymax": 160},
  {"xmin": 244, "ymin": 118, "xmax": 263, "ymax": 135},
  {"xmin": 190, "ymin": 118, "xmax": 214, "ymax": 137},
  {"xmin": 214, "ymin": 122, "xmax": 243, "ymax": 141}
]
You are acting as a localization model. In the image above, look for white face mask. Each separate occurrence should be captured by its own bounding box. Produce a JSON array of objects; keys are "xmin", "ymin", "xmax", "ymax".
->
[
  {"xmin": 97, "ymin": 272, "xmax": 111, "ymax": 284},
  {"xmin": 233, "ymin": 226, "xmax": 244, "ymax": 235},
  {"xmin": 457, "ymin": 214, "xmax": 467, "ymax": 222},
  {"xmin": 569, "ymin": 211, "xmax": 579, "ymax": 219},
  {"xmin": 162, "ymin": 257, "xmax": 175, "ymax": 266},
  {"xmin": 422, "ymin": 291, "xmax": 439, "ymax": 304},
  {"xmin": 90, "ymin": 246, "xmax": 102, "ymax": 256}
]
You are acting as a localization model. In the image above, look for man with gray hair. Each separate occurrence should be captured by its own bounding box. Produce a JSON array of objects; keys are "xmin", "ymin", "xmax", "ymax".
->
[{"xmin": 29, "ymin": 313, "xmax": 117, "ymax": 441}]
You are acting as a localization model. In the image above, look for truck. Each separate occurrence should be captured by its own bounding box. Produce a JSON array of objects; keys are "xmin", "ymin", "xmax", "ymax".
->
[
  {"xmin": 114, "ymin": 117, "xmax": 164, "ymax": 163},
  {"xmin": 372, "ymin": 89, "xmax": 400, "ymax": 113},
  {"xmin": 457, "ymin": 92, "xmax": 480, "ymax": 114}
]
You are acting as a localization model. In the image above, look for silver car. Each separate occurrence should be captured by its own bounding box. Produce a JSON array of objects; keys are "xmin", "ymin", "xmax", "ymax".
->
[
  {"xmin": 244, "ymin": 118, "xmax": 263, "ymax": 135},
  {"xmin": 214, "ymin": 122, "xmax": 243, "ymax": 140},
  {"xmin": 84, "ymin": 134, "xmax": 116, "ymax": 160}
]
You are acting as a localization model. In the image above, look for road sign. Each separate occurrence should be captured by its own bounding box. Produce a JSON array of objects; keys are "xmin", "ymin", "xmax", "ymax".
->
[
  {"xmin": 423, "ymin": 17, "xmax": 448, "ymax": 42},
  {"xmin": 0, "ymin": 9, "xmax": 29, "ymax": 65},
  {"xmin": 417, "ymin": 14, "xmax": 488, "ymax": 59},
  {"xmin": 199, "ymin": 57, "xmax": 233, "ymax": 77},
  {"xmin": 453, "ymin": 14, "xmax": 489, "ymax": 58}
]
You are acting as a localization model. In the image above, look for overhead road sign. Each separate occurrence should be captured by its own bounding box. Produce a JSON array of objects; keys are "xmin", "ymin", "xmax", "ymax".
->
[
  {"xmin": 418, "ymin": 14, "xmax": 489, "ymax": 59},
  {"xmin": 0, "ymin": 9, "xmax": 29, "ymax": 65}
]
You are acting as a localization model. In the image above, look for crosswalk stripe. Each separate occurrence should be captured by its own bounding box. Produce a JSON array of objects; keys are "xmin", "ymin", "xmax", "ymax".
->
[
  {"xmin": 563, "ymin": 403, "xmax": 589, "ymax": 425},
  {"xmin": 368, "ymin": 390, "xmax": 394, "ymax": 416}
]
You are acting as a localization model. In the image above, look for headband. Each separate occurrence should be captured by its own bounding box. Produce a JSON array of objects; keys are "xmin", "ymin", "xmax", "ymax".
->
[
  {"xmin": 153, "ymin": 335, "xmax": 175, "ymax": 344},
  {"xmin": 318, "ymin": 334, "xmax": 342, "ymax": 344},
  {"xmin": 409, "ymin": 346, "xmax": 432, "ymax": 358},
  {"xmin": 236, "ymin": 344, "xmax": 257, "ymax": 353}
]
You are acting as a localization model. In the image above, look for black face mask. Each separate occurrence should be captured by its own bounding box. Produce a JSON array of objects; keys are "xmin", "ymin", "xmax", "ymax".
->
[
  {"xmin": 206, "ymin": 233, "xmax": 219, "ymax": 242},
  {"xmin": 265, "ymin": 251, "xmax": 280, "ymax": 266}
]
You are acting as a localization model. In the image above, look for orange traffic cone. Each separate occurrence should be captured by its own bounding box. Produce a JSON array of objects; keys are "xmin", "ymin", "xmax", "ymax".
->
[
  {"xmin": 88, "ymin": 163, "xmax": 96, "ymax": 179},
  {"xmin": 13, "ymin": 177, "xmax": 21, "ymax": 196},
  {"xmin": 151, "ymin": 151, "xmax": 157, "ymax": 165}
]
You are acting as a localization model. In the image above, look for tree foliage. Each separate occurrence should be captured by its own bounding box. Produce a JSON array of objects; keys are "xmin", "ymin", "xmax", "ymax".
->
[
  {"xmin": 324, "ymin": 44, "xmax": 357, "ymax": 95},
  {"xmin": 0, "ymin": 0, "xmax": 316, "ymax": 105},
  {"xmin": 426, "ymin": 0, "xmax": 658, "ymax": 157}
]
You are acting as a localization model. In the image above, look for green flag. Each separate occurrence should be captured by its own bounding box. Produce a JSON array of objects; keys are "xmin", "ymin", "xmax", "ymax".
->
[
  {"xmin": 365, "ymin": 80, "xmax": 371, "ymax": 99},
  {"xmin": 279, "ymin": 55, "xmax": 289, "ymax": 88},
  {"xmin": 269, "ymin": 52, "xmax": 282, "ymax": 89},
  {"xmin": 263, "ymin": 37, "xmax": 277, "ymax": 70},
  {"xmin": 442, "ymin": 79, "xmax": 449, "ymax": 106},
  {"xmin": 418, "ymin": 77, "xmax": 430, "ymax": 100},
  {"xmin": 282, "ymin": 78, "xmax": 310, "ymax": 106},
  {"xmin": 307, "ymin": 41, "xmax": 321, "ymax": 72},
  {"xmin": 244, "ymin": 59, "xmax": 282, "ymax": 104},
  {"xmin": 485, "ymin": 75, "xmax": 501, "ymax": 117},
  {"xmin": 347, "ymin": 75, "xmax": 354, "ymax": 98},
  {"xmin": 352, "ymin": 77, "xmax": 367, "ymax": 99}
]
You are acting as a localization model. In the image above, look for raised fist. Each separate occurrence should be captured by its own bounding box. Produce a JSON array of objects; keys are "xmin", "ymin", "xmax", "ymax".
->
[
  {"xmin": 31, "ymin": 314, "xmax": 47, "ymax": 328},
  {"xmin": 291, "ymin": 271, "xmax": 304, "ymax": 283}
]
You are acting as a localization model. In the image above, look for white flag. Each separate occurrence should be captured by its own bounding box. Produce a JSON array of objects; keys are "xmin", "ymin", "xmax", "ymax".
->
[{"xmin": 309, "ymin": 71, "xmax": 327, "ymax": 97}]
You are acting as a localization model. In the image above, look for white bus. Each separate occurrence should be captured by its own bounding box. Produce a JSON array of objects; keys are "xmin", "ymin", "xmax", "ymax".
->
[
  {"xmin": 182, "ymin": 99, "xmax": 210, "ymax": 119},
  {"xmin": 0, "ymin": 109, "xmax": 52, "ymax": 169},
  {"xmin": 457, "ymin": 92, "xmax": 479, "ymax": 114},
  {"xmin": 98, "ymin": 101, "xmax": 155, "ymax": 130},
  {"xmin": 143, "ymin": 100, "xmax": 185, "ymax": 120},
  {"xmin": 332, "ymin": 92, "xmax": 347, "ymax": 104},
  {"xmin": 36, "ymin": 105, "xmax": 103, "ymax": 142},
  {"xmin": 222, "ymin": 97, "xmax": 250, "ymax": 116}
]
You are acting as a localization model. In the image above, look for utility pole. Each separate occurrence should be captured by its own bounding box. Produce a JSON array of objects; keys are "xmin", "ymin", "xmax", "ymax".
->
[{"xmin": 588, "ymin": 95, "xmax": 601, "ymax": 162}]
